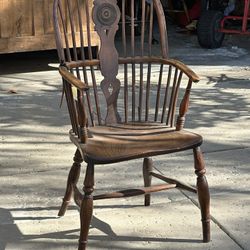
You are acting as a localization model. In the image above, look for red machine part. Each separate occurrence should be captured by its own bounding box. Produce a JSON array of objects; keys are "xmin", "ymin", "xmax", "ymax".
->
[{"xmin": 220, "ymin": 0, "xmax": 250, "ymax": 34}]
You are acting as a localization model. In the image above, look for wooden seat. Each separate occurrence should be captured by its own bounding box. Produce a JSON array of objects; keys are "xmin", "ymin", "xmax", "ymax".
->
[
  {"xmin": 71, "ymin": 124, "xmax": 202, "ymax": 163},
  {"xmin": 53, "ymin": 0, "xmax": 210, "ymax": 249}
]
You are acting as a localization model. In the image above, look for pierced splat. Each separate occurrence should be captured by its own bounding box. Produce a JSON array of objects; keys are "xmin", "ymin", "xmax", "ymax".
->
[
  {"xmin": 93, "ymin": 0, "xmax": 121, "ymax": 124},
  {"xmin": 108, "ymin": 83, "xmax": 113, "ymax": 95}
]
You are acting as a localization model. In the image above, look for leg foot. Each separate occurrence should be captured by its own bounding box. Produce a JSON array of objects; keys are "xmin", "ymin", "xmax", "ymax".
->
[
  {"xmin": 143, "ymin": 158, "xmax": 153, "ymax": 206},
  {"xmin": 78, "ymin": 240, "xmax": 87, "ymax": 250},
  {"xmin": 193, "ymin": 147, "xmax": 211, "ymax": 242},
  {"xmin": 58, "ymin": 149, "xmax": 83, "ymax": 216},
  {"xmin": 202, "ymin": 219, "xmax": 210, "ymax": 243}
]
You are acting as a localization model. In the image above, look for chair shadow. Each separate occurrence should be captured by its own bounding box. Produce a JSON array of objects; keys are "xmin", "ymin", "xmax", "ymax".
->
[{"xmin": 0, "ymin": 206, "xmax": 201, "ymax": 250}]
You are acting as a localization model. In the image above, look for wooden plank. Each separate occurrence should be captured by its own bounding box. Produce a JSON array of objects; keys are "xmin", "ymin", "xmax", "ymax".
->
[
  {"xmin": 78, "ymin": 0, "xmax": 87, "ymax": 33},
  {"xmin": 0, "ymin": 34, "xmax": 56, "ymax": 53},
  {"xmin": 0, "ymin": 0, "xmax": 14, "ymax": 38},
  {"xmin": 0, "ymin": 32, "xmax": 99, "ymax": 54},
  {"xmin": 0, "ymin": 0, "xmax": 98, "ymax": 53},
  {"xmin": 44, "ymin": 0, "xmax": 54, "ymax": 34},
  {"xmin": 33, "ymin": 0, "xmax": 44, "ymax": 36},
  {"xmin": 71, "ymin": 0, "xmax": 80, "ymax": 33},
  {"xmin": 88, "ymin": 0, "xmax": 94, "ymax": 33},
  {"xmin": 0, "ymin": 3, "xmax": 2, "ymax": 39},
  {"xmin": 14, "ymin": 0, "xmax": 33, "ymax": 37}
]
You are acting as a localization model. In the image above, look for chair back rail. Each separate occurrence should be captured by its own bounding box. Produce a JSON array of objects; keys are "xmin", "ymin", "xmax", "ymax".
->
[{"xmin": 53, "ymin": 0, "xmax": 194, "ymax": 142}]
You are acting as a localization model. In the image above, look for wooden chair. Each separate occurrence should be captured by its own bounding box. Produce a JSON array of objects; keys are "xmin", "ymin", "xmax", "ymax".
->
[{"xmin": 53, "ymin": 0, "xmax": 210, "ymax": 249}]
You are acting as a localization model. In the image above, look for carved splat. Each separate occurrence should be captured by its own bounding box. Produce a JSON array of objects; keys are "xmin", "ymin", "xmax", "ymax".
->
[{"xmin": 93, "ymin": 0, "xmax": 121, "ymax": 124}]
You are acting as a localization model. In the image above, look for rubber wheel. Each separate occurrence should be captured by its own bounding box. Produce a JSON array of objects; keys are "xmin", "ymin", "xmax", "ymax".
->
[{"xmin": 197, "ymin": 10, "xmax": 225, "ymax": 49}]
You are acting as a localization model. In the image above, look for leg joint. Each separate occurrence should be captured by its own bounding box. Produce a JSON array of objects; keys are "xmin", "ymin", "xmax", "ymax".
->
[{"xmin": 195, "ymin": 169, "xmax": 206, "ymax": 177}]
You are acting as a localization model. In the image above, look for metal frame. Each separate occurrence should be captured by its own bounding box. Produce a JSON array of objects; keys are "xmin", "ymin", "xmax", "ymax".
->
[{"xmin": 219, "ymin": 0, "xmax": 250, "ymax": 35}]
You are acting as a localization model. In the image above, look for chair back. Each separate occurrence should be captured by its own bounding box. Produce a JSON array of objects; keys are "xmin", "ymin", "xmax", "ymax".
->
[{"xmin": 53, "ymin": 0, "xmax": 193, "ymax": 138}]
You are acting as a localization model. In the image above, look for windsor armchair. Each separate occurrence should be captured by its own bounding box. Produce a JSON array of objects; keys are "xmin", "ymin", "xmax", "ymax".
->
[{"xmin": 53, "ymin": 0, "xmax": 210, "ymax": 249}]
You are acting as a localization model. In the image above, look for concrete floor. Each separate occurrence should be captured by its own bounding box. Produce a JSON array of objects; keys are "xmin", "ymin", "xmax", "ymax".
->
[{"xmin": 0, "ymin": 27, "xmax": 250, "ymax": 250}]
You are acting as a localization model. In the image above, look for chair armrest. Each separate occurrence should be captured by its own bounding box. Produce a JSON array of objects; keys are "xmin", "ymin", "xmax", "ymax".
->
[
  {"xmin": 59, "ymin": 66, "xmax": 89, "ymax": 91},
  {"xmin": 159, "ymin": 58, "xmax": 200, "ymax": 83},
  {"xmin": 176, "ymin": 79, "xmax": 193, "ymax": 131},
  {"xmin": 118, "ymin": 56, "xmax": 200, "ymax": 83},
  {"xmin": 65, "ymin": 59, "xmax": 100, "ymax": 69}
]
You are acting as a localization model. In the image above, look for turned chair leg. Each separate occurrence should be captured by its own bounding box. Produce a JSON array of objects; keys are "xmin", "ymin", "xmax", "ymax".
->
[
  {"xmin": 143, "ymin": 158, "xmax": 153, "ymax": 206},
  {"xmin": 193, "ymin": 147, "xmax": 211, "ymax": 243},
  {"xmin": 58, "ymin": 149, "xmax": 83, "ymax": 216},
  {"xmin": 78, "ymin": 161, "xmax": 95, "ymax": 250}
]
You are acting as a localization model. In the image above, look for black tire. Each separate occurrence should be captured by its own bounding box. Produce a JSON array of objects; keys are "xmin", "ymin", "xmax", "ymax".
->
[{"xmin": 197, "ymin": 10, "xmax": 225, "ymax": 49}]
